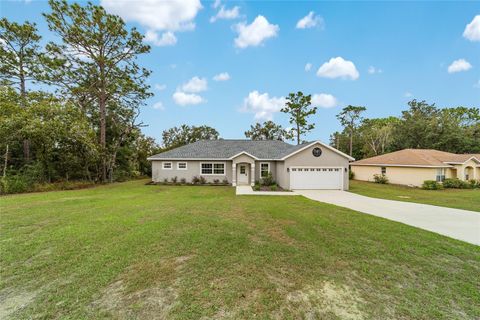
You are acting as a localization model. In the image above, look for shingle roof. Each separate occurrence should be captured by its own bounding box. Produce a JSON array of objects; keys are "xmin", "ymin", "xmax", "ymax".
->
[
  {"xmin": 351, "ymin": 149, "xmax": 480, "ymax": 167},
  {"xmin": 148, "ymin": 139, "xmax": 308, "ymax": 160}
]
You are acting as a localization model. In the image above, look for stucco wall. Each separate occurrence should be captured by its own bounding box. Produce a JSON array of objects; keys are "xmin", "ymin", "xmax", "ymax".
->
[
  {"xmin": 282, "ymin": 143, "xmax": 350, "ymax": 190},
  {"xmin": 152, "ymin": 160, "xmax": 232, "ymax": 183},
  {"xmin": 453, "ymin": 159, "xmax": 479, "ymax": 180},
  {"xmin": 351, "ymin": 165, "xmax": 440, "ymax": 186}
]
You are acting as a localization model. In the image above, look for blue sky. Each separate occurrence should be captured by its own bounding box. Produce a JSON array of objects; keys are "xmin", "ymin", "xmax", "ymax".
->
[{"xmin": 2, "ymin": 0, "xmax": 480, "ymax": 144}]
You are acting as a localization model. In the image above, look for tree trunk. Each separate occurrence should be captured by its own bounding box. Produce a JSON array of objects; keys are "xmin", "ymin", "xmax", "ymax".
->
[
  {"xmin": 99, "ymin": 91, "xmax": 107, "ymax": 182},
  {"xmin": 19, "ymin": 66, "xmax": 30, "ymax": 162},
  {"xmin": 3, "ymin": 145, "xmax": 8, "ymax": 178},
  {"xmin": 349, "ymin": 129, "xmax": 353, "ymax": 156}
]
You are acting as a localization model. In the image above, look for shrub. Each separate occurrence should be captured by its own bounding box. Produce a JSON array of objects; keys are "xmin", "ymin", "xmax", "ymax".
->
[
  {"xmin": 422, "ymin": 180, "xmax": 443, "ymax": 190},
  {"xmin": 199, "ymin": 176, "xmax": 207, "ymax": 185},
  {"xmin": 349, "ymin": 170, "xmax": 355, "ymax": 180},
  {"xmin": 163, "ymin": 178, "xmax": 168, "ymax": 183},
  {"xmin": 469, "ymin": 180, "xmax": 480, "ymax": 189},
  {"xmin": 213, "ymin": 179, "xmax": 220, "ymax": 184},
  {"xmin": 373, "ymin": 174, "xmax": 388, "ymax": 184},
  {"xmin": 253, "ymin": 184, "xmax": 260, "ymax": 191},
  {"xmin": 270, "ymin": 184, "xmax": 277, "ymax": 191},
  {"xmin": 180, "ymin": 178, "xmax": 186, "ymax": 184},
  {"xmin": 261, "ymin": 172, "xmax": 275, "ymax": 186},
  {"xmin": 171, "ymin": 176, "xmax": 178, "ymax": 184},
  {"xmin": 222, "ymin": 178, "xmax": 229, "ymax": 185},
  {"xmin": 192, "ymin": 176, "xmax": 201, "ymax": 184},
  {"xmin": 443, "ymin": 178, "xmax": 470, "ymax": 189}
]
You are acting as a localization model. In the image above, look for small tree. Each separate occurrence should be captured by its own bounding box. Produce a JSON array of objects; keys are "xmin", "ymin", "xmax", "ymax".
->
[
  {"xmin": 281, "ymin": 91, "xmax": 317, "ymax": 145},
  {"xmin": 244, "ymin": 121, "xmax": 292, "ymax": 141},
  {"xmin": 336, "ymin": 105, "xmax": 366, "ymax": 156},
  {"xmin": 162, "ymin": 125, "xmax": 219, "ymax": 149}
]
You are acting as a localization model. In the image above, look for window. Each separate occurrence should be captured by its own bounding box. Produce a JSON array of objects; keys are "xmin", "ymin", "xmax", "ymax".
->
[
  {"xmin": 162, "ymin": 162, "xmax": 172, "ymax": 170},
  {"xmin": 214, "ymin": 163, "xmax": 225, "ymax": 174},
  {"xmin": 201, "ymin": 163, "xmax": 225, "ymax": 175},
  {"xmin": 260, "ymin": 163, "xmax": 270, "ymax": 178},
  {"xmin": 240, "ymin": 166, "xmax": 246, "ymax": 174},
  {"xmin": 177, "ymin": 162, "xmax": 187, "ymax": 170},
  {"xmin": 436, "ymin": 168, "xmax": 446, "ymax": 182},
  {"xmin": 381, "ymin": 167, "xmax": 386, "ymax": 175}
]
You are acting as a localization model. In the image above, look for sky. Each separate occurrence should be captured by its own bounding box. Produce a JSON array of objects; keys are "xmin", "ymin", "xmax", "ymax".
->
[{"xmin": 2, "ymin": 0, "xmax": 480, "ymax": 144}]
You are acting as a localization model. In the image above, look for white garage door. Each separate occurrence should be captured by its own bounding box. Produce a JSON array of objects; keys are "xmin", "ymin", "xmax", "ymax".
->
[{"xmin": 290, "ymin": 167, "xmax": 343, "ymax": 190}]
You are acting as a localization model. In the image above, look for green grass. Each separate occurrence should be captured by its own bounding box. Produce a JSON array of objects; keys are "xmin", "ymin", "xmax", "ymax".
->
[
  {"xmin": 349, "ymin": 180, "xmax": 480, "ymax": 212},
  {"xmin": 1, "ymin": 180, "xmax": 479, "ymax": 319}
]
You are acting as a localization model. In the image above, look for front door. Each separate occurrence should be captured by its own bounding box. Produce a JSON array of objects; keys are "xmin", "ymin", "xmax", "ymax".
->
[{"xmin": 238, "ymin": 164, "xmax": 249, "ymax": 185}]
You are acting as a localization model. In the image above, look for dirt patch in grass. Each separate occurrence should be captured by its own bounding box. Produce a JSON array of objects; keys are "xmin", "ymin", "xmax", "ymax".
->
[
  {"xmin": 92, "ymin": 255, "xmax": 194, "ymax": 318},
  {"xmin": 285, "ymin": 281, "xmax": 365, "ymax": 320},
  {"xmin": 0, "ymin": 288, "xmax": 40, "ymax": 319}
]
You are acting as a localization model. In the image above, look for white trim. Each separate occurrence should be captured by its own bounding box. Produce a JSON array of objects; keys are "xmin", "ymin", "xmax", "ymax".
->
[
  {"xmin": 280, "ymin": 141, "xmax": 355, "ymax": 161},
  {"xmin": 162, "ymin": 162, "xmax": 173, "ymax": 170},
  {"xmin": 177, "ymin": 162, "xmax": 187, "ymax": 170},
  {"xmin": 350, "ymin": 164, "xmax": 453, "ymax": 168},
  {"xmin": 260, "ymin": 162, "xmax": 270, "ymax": 178},
  {"xmin": 199, "ymin": 162, "xmax": 227, "ymax": 175},
  {"xmin": 228, "ymin": 151, "xmax": 259, "ymax": 160}
]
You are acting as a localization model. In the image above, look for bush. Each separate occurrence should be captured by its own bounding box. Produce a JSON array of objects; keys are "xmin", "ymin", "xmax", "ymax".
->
[
  {"xmin": 373, "ymin": 174, "xmax": 388, "ymax": 184},
  {"xmin": 213, "ymin": 179, "xmax": 220, "ymax": 184},
  {"xmin": 163, "ymin": 178, "xmax": 168, "ymax": 183},
  {"xmin": 422, "ymin": 180, "xmax": 443, "ymax": 190},
  {"xmin": 199, "ymin": 176, "xmax": 207, "ymax": 185},
  {"xmin": 192, "ymin": 176, "xmax": 201, "ymax": 185},
  {"xmin": 253, "ymin": 184, "xmax": 260, "ymax": 191},
  {"xmin": 171, "ymin": 176, "xmax": 178, "ymax": 184},
  {"xmin": 270, "ymin": 184, "xmax": 277, "ymax": 191},
  {"xmin": 349, "ymin": 170, "xmax": 355, "ymax": 180},
  {"xmin": 222, "ymin": 178, "xmax": 229, "ymax": 185},
  {"xmin": 443, "ymin": 178, "xmax": 470, "ymax": 189},
  {"xmin": 469, "ymin": 180, "xmax": 480, "ymax": 189},
  {"xmin": 261, "ymin": 172, "xmax": 275, "ymax": 186},
  {"xmin": 180, "ymin": 178, "xmax": 186, "ymax": 184}
]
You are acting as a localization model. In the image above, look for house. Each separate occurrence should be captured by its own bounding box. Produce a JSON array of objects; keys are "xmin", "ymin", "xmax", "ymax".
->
[
  {"xmin": 148, "ymin": 140, "xmax": 355, "ymax": 190},
  {"xmin": 351, "ymin": 149, "xmax": 480, "ymax": 186}
]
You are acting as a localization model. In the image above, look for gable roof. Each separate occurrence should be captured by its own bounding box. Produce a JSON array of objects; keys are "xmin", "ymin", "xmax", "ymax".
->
[
  {"xmin": 351, "ymin": 149, "xmax": 480, "ymax": 167},
  {"xmin": 147, "ymin": 139, "xmax": 353, "ymax": 161}
]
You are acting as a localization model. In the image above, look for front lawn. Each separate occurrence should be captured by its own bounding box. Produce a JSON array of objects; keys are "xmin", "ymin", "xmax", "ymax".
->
[
  {"xmin": 1, "ymin": 180, "xmax": 479, "ymax": 319},
  {"xmin": 350, "ymin": 180, "xmax": 480, "ymax": 212}
]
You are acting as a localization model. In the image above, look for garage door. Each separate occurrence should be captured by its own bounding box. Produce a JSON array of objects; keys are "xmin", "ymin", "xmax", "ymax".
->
[{"xmin": 290, "ymin": 167, "xmax": 343, "ymax": 190}]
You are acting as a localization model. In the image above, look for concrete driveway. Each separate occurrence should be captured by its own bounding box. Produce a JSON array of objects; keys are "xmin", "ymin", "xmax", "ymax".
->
[{"xmin": 295, "ymin": 190, "xmax": 480, "ymax": 246}]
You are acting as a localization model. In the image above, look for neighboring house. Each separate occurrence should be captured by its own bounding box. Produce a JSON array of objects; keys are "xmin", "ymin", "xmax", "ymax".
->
[
  {"xmin": 351, "ymin": 149, "xmax": 480, "ymax": 186},
  {"xmin": 148, "ymin": 140, "xmax": 354, "ymax": 190}
]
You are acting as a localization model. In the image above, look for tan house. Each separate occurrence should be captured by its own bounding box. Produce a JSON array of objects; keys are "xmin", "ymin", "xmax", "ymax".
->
[
  {"xmin": 351, "ymin": 149, "xmax": 480, "ymax": 187},
  {"xmin": 148, "ymin": 140, "xmax": 354, "ymax": 190}
]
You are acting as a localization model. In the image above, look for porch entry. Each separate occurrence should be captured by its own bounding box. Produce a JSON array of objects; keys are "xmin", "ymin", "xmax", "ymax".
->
[{"xmin": 237, "ymin": 164, "xmax": 250, "ymax": 185}]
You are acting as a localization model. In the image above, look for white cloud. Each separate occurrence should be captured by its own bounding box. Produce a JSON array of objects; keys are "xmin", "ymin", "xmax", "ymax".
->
[
  {"xmin": 305, "ymin": 63, "xmax": 312, "ymax": 72},
  {"xmin": 296, "ymin": 11, "xmax": 324, "ymax": 29},
  {"xmin": 241, "ymin": 91, "xmax": 285, "ymax": 120},
  {"xmin": 447, "ymin": 59, "xmax": 472, "ymax": 73},
  {"xmin": 152, "ymin": 102, "xmax": 165, "ymax": 110},
  {"xmin": 234, "ymin": 15, "xmax": 279, "ymax": 49},
  {"xmin": 210, "ymin": 6, "xmax": 240, "ymax": 23},
  {"xmin": 180, "ymin": 76, "xmax": 208, "ymax": 93},
  {"xmin": 155, "ymin": 84, "xmax": 167, "ymax": 91},
  {"xmin": 404, "ymin": 92, "xmax": 413, "ymax": 98},
  {"xmin": 213, "ymin": 72, "xmax": 230, "ymax": 81},
  {"xmin": 316, "ymin": 57, "xmax": 359, "ymax": 80},
  {"xmin": 212, "ymin": 0, "xmax": 221, "ymax": 9},
  {"xmin": 172, "ymin": 91, "xmax": 205, "ymax": 106},
  {"xmin": 463, "ymin": 15, "xmax": 480, "ymax": 42},
  {"xmin": 368, "ymin": 66, "xmax": 382, "ymax": 74},
  {"xmin": 144, "ymin": 30, "xmax": 177, "ymax": 46},
  {"xmin": 311, "ymin": 93, "xmax": 338, "ymax": 108},
  {"xmin": 101, "ymin": 0, "xmax": 202, "ymax": 46}
]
